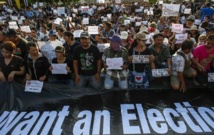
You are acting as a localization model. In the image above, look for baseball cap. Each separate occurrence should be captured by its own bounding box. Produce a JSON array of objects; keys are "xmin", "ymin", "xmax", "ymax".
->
[
  {"xmin": 120, "ymin": 31, "xmax": 128, "ymax": 39},
  {"xmin": 49, "ymin": 29, "xmax": 57, "ymax": 36},
  {"xmin": 80, "ymin": 31, "xmax": 90, "ymax": 38},
  {"xmin": 55, "ymin": 46, "xmax": 65, "ymax": 53},
  {"xmin": 5, "ymin": 29, "xmax": 18, "ymax": 37},
  {"xmin": 110, "ymin": 35, "xmax": 122, "ymax": 43}
]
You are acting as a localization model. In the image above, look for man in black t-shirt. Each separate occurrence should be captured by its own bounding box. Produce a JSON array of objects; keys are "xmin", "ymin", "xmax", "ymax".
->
[
  {"xmin": 5, "ymin": 29, "xmax": 28, "ymax": 59},
  {"xmin": 73, "ymin": 31, "xmax": 102, "ymax": 89}
]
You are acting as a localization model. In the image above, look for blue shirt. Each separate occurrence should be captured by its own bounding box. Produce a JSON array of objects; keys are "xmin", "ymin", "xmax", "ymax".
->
[{"xmin": 201, "ymin": 8, "xmax": 214, "ymax": 21}]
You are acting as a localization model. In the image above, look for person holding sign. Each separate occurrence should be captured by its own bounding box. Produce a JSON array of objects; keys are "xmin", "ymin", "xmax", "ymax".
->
[
  {"xmin": 128, "ymin": 32, "xmax": 155, "ymax": 89},
  {"xmin": 102, "ymin": 21, "xmax": 115, "ymax": 39},
  {"xmin": 50, "ymin": 46, "xmax": 73, "ymax": 87},
  {"xmin": 73, "ymin": 32, "xmax": 102, "ymax": 89},
  {"xmin": 25, "ymin": 42, "xmax": 50, "ymax": 82},
  {"xmin": 0, "ymin": 41, "xmax": 25, "ymax": 83},
  {"xmin": 102, "ymin": 35, "xmax": 129, "ymax": 90}
]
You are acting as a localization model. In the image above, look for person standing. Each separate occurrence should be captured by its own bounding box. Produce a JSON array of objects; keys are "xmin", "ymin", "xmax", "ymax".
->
[{"xmin": 73, "ymin": 32, "xmax": 102, "ymax": 89}]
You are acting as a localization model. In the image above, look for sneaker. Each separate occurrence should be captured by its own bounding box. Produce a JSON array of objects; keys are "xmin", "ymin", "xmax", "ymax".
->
[{"xmin": 193, "ymin": 78, "xmax": 200, "ymax": 86}]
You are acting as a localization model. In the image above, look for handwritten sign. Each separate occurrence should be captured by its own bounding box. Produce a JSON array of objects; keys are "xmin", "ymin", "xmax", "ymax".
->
[
  {"xmin": 33, "ymin": 4, "xmax": 37, "ymax": 8},
  {"xmin": 81, "ymin": 6, "xmax": 89, "ymax": 12},
  {"xmin": 172, "ymin": 24, "xmax": 184, "ymax": 33},
  {"xmin": 20, "ymin": 26, "xmax": 31, "ymax": 33},
  {"xmin": 97, "ymin": 43, "xmax": 110, "ymax": 52},
  {"xmin": 88, "ymin": 26, "xmax": 98, "ymax": 35},
  {"xmin": 73, "ymin": 8, "xmax": 78, "ymax": 13},
  {"xmin": 51, "ymin": 64, "xmax": 67, "ymax": 74},
  {"xmin": 135, "ymin": 9, "xmax": 143, "ymax": 13},
  {"xmin": 195, "ymin": 19, "xmax": 201, "ymax": 25},
  {"xmin": 175, "ymin": 33, "xmax": 188, "ymax": 44},
  {"xmin": 132, "ymin": 55, "xmax": 149, "ymax": 63},
  {"xmin": 39, "ymin": 2, "xmax": 43, "ymax": 7},
  {"xmin": 159, "ymin": 1, "xmax": 163, "ymax": 4},
  {"xmin": 135, "ymin": 22, "xmax": 141, "ymax": 26},
  {"xmin": 208, "ymin": 73, "xmax": 214, "ymax": 82},
  {"xmin": 9, "ymin": 22, "xmax": 18, "ymax": 29},
  {"xmin": 147, "ymin": 11, "xmax": 154, "ymax": 16},
  {"xmin": 162, "ymin": 4, "xmax": 180, "ymax": 16},
  {"xmin": 25, "ymin": 80, "xmax": 43, "ymax": 93},
  {"xmin": 54, "ymin": 18, "xmax": 63, "ymax": 25},
  {"xmin": 115, "ymin": 0, "xmax": 121, "ymax": 3},
  {"xmin": 106, "ymin": 57, "xmax": 123, "ymax": 70},
  {"xmin": 11, "ymin": 16, "xmax": 18, "ymax": 21},
  {"xmin": 184, "ymin": 8, "xmax": 191, "ymax": 14},
  {"xmin": 152, "ymin": 68, "xmax": 169, "ymax": 77},
  {"xmin": 124, "ymin": 20, "xmax": 130, "ymax": 25}
]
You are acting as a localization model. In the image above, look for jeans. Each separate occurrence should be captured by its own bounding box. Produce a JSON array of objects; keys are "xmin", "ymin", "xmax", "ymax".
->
[
  {"xmin": 104, "ymin": 74, "xmax": 128, "ymax": 90},
  {"xmin": 76, "ymin": 75, "xmax": 101, "ymax": 89}
]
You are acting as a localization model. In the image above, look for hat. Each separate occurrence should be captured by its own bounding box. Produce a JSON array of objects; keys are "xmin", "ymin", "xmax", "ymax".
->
[
  {"xmin": 189, "ymin": 25, "xmax": 198, "ymax": 31},
  {"xmin": 120, "ymin": 31, "xmax": 128, "ymax": 39},
  {"xmin": 134, "ymin": 32, "xmax": 147, "ymax": 41},
  {"xmin": 80, "ymin": 31, "xmax": 90, "ymax": 38},
  {"xmin": 5, "ymin": 29, "xmax": 18, "ymax": 36},
  {"xmin": 55, "ymin": 46, "xmax": 65, "ymax": 53},
  {"xmin": 110, "ymin": 35, "xmax": 121, "ymax": 43},
  {"xmin": 187, "ymin": 15, "xmax": 195, "ymax": 21},
  {"xmin": 49, "ymin": 29, "xmax": 57, "ymax": 36}
]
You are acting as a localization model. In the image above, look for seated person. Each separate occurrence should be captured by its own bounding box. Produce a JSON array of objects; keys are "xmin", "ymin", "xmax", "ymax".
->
[
  {"xmin": 171, "ymin": 40, "xmax": 204, "ymax": 92},
  {"xmin": 193, "ymin": 34, "xmax": 214, "ymax": 85},
  {"xmin": 25, "ymin": 42, "xmax": 50, "ymax": 82},
  {"xmin": 0, "ymin": 41, "xmax": 25, "ymax": 83},
  {"xmin": 102, "ymin": 35, "xmax": 129, "ymax": 90},
  {"xmin": 50, "ymin": 46, "xmax": 73, "ymax": 87}
]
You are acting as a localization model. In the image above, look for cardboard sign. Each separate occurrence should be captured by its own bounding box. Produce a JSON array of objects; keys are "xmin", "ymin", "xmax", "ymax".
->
[
  {"xmin": 97, "ymin": 43, "xmax": 110, "ymax": 52},
  {"xmin": 208, "ymin": 73, "xmax": 214, "ymax": 82},
  {"xmin": 106, "ymin": 58, "xmax": 123, "ymax": 70},
  {"xmin": 25, "ymin": 80, "xmax": 43, "ymax": 93},
  {"xmin": 162, "ymin": 4, "xmax": 180, "ymax": 16},
  {"xmin": 152, "ymin": 68, "xmax": 169, "ymax": 77},
  {"xmin": 184, "ymin": 8, "xmax": 191, "ymax": 14},
  {"xmin": 132, "ymin": 55, "xmax": 149, "ymax": 63},
  {"xmin": 20, "ymin": 26, "xmax": 31, "ymax": 33},
  {"xmin": 175, "ymin": 33, "xmax": 188, "ymax": 44},
  {"xmin": 172, "ymin": 24, "xmax": 184, "ymax": 33},
  {"xmin": 9, "ymin": 21, "xmax": 18, "ymax": 29},
  {"xmin": 88, "ymin": 26, "xmax": 98, "ymax": 35}
]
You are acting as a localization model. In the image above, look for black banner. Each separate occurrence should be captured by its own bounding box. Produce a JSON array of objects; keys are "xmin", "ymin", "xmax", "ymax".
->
[{"xmin": 0, "ymin": 82, "xmax": 214, "ymax": 135}]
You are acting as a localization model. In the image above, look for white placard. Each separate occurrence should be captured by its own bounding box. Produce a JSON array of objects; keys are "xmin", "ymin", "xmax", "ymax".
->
[
  {"xmin": 54, "ymin": 18, "xmax": 63, "ymax": 25},
  {"xmin": 106, "ymin": 57, "xmax": 123, "ymax": 70},
  {"xmin": 73, "ymin": 8, "xmax": 78, "ymax": 13},
  {"xmin": 195, "ymin": 19, "xmax": 201, "ymax": 25},
  {"xmin": 39, "ymin": 2, "xmax": 43, "ymax": 7},
  {"xmin": 144, "ymin": 9, "xmax": 148, "ymax": 14},
  {"xmin": 97, "ymin": 43, "xmax": 110, "ymax": 52},
  {"xmin": 159, "ymin": 1, "xmax": 163, "ymax": 4},
  {"xmin": 66, "ymin": 17, "xmax": 72, "ymax": 21},
  {"xmin": 172, "ymin": 24, "xmax": 184, "ymax": 33},
  {"xmin": 140, "ymin": 6, "xmax": 144, "ymax": 9},
  {"xmin": 25, "ymin": 80, "xmax": 43, "ymax": 93},
  {"xmin": 73, "ymin": 30, "xmax": 84, "ymax": 38},
  {"xmin": 33, "ymin": 4, "xmax": 38, "ymax": 8},
  {"xmin": 37, "ymin": 41, "xmax": 46, "ymax": 49},
  {"xmin": 115, "ymin": 0, "xmax": 121, "ymax": 3},
  {"xmin": 11, "ymin": 16, "xmax": 18, "ymax": 21},
  {"xmin": 135, "ymin": 22, "xmax": 141, "ymax": 26},
  {"xmin": 142, "ymin": 21, "xmax": 148, "ymax": 25},
  {"xmin": 135, "ymin": 9, "xmax": 143, "ymax": 13},
  {"xmin": 57, "ymin": 7, "xmax": 65, "ymax": 16},
  {"xmin": 107, "ymin": 14, "xmax": 112, "ymax": 19},
  {"xmin": 184, "ymin": 8, "xmax": 191, "ymax": 14},
  {"xmin": 9, "ymin": 21, "xmax": 18, "ymax": 29},
  {"xmin": 51, "ymin": 64, "xmax": 67, "ymax": 74},
  {"xmin": 208, "ymin": 73, "xmax": 214, "ymax": 82},
  {"xmin": 124, "ymin": 20, "xmax": 130, "ymax": 25},
  {"xmin": 82, "ymin": 18, "xmax": 89, "ymax": 25},
  {"xmin": 175, "ymin": 33, "xmax": 188, "ymax": 44},
  {"xmin": 152, "ymin": 68, "xmax": 169, "ymax": 77},
  {"xmin": 20, "ymin": 26, "xmax": 31, "ymax": 33},
  {"xmin": 147, "ymin": 11, "xmax": 154, "ymax": 15},
  {"xmin": 132, "ymin": 55, "xmax": 149, "ymax": 63},
  {"xmin": 162, "ymin": 4, "xmax": 180, "ymax": 16},
  {"xmin": 18, "ymin": 20, "xmax": 23, "ymax": 25},
  {"xmin": 88, "ymin": 26, "xmax": 98, "ymax": 35},
  {"xmin": 20, "ymin": 16, "xmax": 25, "ymax": 20},
  {"xmin": 81, "ymin": 6, "xmax": 89, "ymax": 12}
]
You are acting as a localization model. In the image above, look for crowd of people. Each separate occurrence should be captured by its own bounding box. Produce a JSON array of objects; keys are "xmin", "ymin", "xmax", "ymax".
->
[{"xmin": 0, "ymin": 0, "xmax": 214, "ymax": 92}]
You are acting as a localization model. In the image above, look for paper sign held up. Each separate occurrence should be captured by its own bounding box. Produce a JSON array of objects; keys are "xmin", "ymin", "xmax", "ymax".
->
[
  {"xmin": 106, "ymin": 58, "xmax": 123, "ymax": 70},
  {"xmin": 82, "ymin": 18, "xmax": 89, "ymax": 25},
  {"xmin": 9, "ymin": 22, "xmax": 18, "ymax": 29},
  {"xmin": 184, "ymin": 8, "xmax": 191, "ymax": 14},
  {"xmin": 162, "ymin": 4, "xmax": 180, "ymax": 16},
  {"xmin": 97, "ymin": 43, "xmax": 110, "ymax": 52},
  {"xmin": 172, "ymin": 24, "xmax": 184, "ymax": 33},
  {"xmin": 132, "ymin": 55, "xmax": 150, "ymax": 63},
  {"xmin": 25, "ymin": 80, "xmax": 43, "ymax": 93},
  {"xmin": 175, "ymin": 33, "xmax": 188, "ymax": 44},
  {"xmin": 20, "ymin": 26, "xmax": 31, "ymax": 33},
  {"xmin": 88, "ymin": 26, "xmax": 98, "ymax": 35},
  {"xmin": 152, "ymin": 68, "xmax": 169, "ymax": 77}
]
